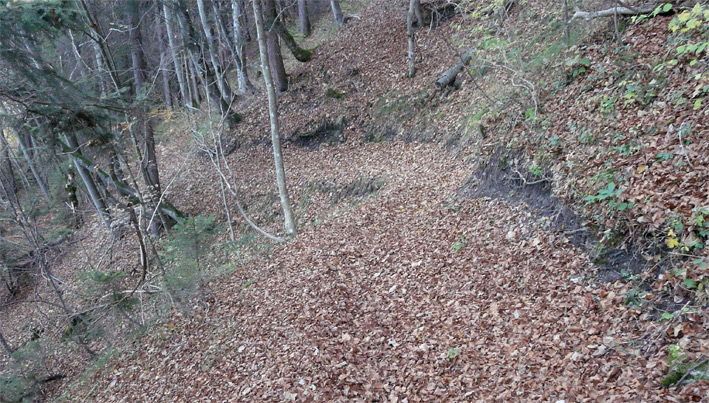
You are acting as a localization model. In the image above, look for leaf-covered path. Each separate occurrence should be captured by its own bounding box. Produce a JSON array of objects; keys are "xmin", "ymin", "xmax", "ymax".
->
[{"xmin": 89, "ymin": 141, "xmax": 693, "ymax": 401}]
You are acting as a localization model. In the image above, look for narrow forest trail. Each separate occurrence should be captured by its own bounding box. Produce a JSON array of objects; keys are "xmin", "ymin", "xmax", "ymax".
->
[{"xmin": 87, "ymin": 140, "xmax": 680, "ymax": 401}]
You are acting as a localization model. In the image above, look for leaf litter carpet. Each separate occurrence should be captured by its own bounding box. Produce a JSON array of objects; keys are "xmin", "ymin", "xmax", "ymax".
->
[{"xmin": 91, "ymin": 141, "xmax": 700, "ymax": 402}]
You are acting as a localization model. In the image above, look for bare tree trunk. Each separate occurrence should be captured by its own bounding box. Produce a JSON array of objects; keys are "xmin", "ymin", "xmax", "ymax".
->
[
  {"xmin": 407, "ymin": 0, "xmax": 417, "ymax": 78},
  {"xmin": 0, "ymin": 132, "xmax": 18, "ymax": 201},
  {"xmin": 272, "ymin": 17, "xmax": 312, "ymax": 62},
  {"xmin": 157, "ymin": 13, "xmax": 174, "ymax": 109},
  {"xmin": 413, "ymin": 0, "xmax": 422, "ymax": 26},
  {"xmin": 128, "ymin": 0, "xmax": 164, "ymax": 225},
  {"xmin": 163, "ymin": 3, "xmax": 191, "ymax": 107},
  {"xmin": 197, "ymin": 0, "xmax": 234, "ymax": 103},
  {"xmin": 298, "ymin": 0, "xmax": 311, "ymax": 37},
  {"xmin": 231, "ymin": 0, "xmax": 254, "ymax": 94},
  {"xmin": 253, "ymin": 0, "xmax": 296, "ymax": 237},
  {"xmin": 330, "ymin": 0, "xmax": 344, "ymax": 27},
  {"xmin": 17, "ymin": 136, "xmax": 51, "ymax": 203},
  {"xmin": 174, "ymin": 0, "xmax": 234, "ymax": 118},
  {"xmin": 65, "ymin": 133, "xmax": 112, "ymax": 232},
  {"xmin": 564, "ymin": 0, "xmax": 570, "ymax": 43},
  {"xmin": 210, "ymin": 0, "xmax": 255, "ymax": 95},
  {"xmin": 262, "ymin": 0, "xmax": 289, "ymax": 92},
  {"xmin": 186, "ymin": 55, "xmax": 201, "ymax": 106}
]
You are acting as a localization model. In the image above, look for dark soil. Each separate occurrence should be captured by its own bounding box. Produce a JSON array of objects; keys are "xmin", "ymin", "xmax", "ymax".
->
[
  {"xmin": 458, "ymin": 147, "xmax": 651, "ymax": 282},
  {"xmin": 289, "ymin": 118, "xmax": 347, "ymax": 151}
]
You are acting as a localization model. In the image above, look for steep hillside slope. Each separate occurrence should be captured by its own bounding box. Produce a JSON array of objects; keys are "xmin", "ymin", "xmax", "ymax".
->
[
  {"xmin": 2, "ymin": 0, "xmax": 706, "ymax": 401},
  {"xmin": 65, "ymin": 0, "xmax": 707, "ymax": 401}
]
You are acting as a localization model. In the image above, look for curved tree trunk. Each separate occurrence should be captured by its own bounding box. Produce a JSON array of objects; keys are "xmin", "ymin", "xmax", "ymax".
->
[
  {"xmin": 253, "ymin": 0, "xmax": 296, "ymax": 237},
  {"xmin": 274, "ymin": 20, "xmax": 312, "ymax": 62}
]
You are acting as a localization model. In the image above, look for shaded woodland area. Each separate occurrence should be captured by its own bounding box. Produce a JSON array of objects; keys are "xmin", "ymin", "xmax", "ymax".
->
[{"xmin": 0, "ymin": 0, "xmax": 708, "ymax": 401}]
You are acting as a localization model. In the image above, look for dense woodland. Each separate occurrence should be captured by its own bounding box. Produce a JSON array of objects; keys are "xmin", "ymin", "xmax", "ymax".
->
[{"xmin": 0, "ymin": 0, "xmax": 708, "ymax": 400}]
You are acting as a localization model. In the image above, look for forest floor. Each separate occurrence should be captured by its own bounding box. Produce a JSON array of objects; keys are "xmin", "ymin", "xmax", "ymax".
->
[{"xmin": 1, "ymin": 0, "xmax": 707, "ymax": 401}]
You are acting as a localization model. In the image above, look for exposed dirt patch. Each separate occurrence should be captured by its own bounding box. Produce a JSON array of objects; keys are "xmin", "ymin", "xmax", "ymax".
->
[
  {"xmin": 307, "ymin": 177, "xmax": 384, "ymax": 204},
  {"xmin": 289, "ymin": 116, "xmax": 348, "ymax": 151},
  {"xmin": 458, "ymin": 148, "xmax": 651, "ymax": 282}
]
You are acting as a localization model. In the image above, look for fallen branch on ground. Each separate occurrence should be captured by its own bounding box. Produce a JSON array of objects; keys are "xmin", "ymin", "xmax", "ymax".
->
[
  {"xmin": 570, "ymin": 3, "xmax": 656, "ymax": 21},
  {"xmin": 435, "ymin": 51, "xmax": 472, "ymax": 90}
]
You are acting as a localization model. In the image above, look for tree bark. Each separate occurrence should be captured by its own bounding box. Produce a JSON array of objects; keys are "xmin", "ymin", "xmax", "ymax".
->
[
  {"xmin": 17, "ymin": 134, "xmax": 51, "ymax": 203},
  {"xmin": 64, "ymin": 133, "xmax": 112, "ymax": 232},
  {"xmin": 299, "ymin": 0, "xmax": 311, "ymax": 37},
  {"xmin": 163, "ymin": 3, "xmax": 191, "ymax": 107},
  {"xmin": 413, "ymin": 0, "xmax": 422, "ymax": 26},
  {"xmin": 156, "ymin": 11, "xmax": 174, "ymax": 109},
  {"xmin": 407, "ymin": 0, "xmax": 417, "ymax": 78},
  {"xmin": 262, "ymin": 0, "xmax": 289, "ymax": 92},
  {"xmin": 210, "ymin": 0, "xmax": 255, "ymax": 95},
  {"xmin": 197, "ymin": 0, "xmax": 234, "ymax": 103},
  {"xmin": 231, "ymin": 0, "xmax": 254, "ymax": 94},
  {"xmin": 0, "ymin": 132, "xmax": 18, "ymax": 201},
  {"xmin": 273, "ymin": 19, "xmax": 312, "ymax": 62},
  {"xmin": 253, "ymin": 0, "xmax": 296, "ymax": 237},
  {"xmin": 330, "ymin": 0, "xmax": 345, "ymax": 27},
  {"xmin": 128, "ymin": 0, "xmax": 148, "ymax": 96},
  {"xmin": 570, "ymin": 2, "xmax": 657, "ymax": 21},
  {"xmin": 128, "ymin": 0, "xmax": 164, "ymax": 226},
  {"xmin": 174, "ymin": 0, "xmax": 234, "ymax": 118},
  {"xmin": 435, "ymin": 51, "xmax": 472, "ymax": 89},
  {"xmin": 59, "ymin": 139, "xmax": 184, "ymax": 224}
]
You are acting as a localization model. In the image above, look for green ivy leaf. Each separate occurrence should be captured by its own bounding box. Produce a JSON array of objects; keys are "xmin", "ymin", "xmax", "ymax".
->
[
  {"xmin": 663, "ymin": 3, "xmax": 673, "ymax": 12},
  {"xmin": 682, "ymin": 278, "xmax": 698, "ymax": 289}
]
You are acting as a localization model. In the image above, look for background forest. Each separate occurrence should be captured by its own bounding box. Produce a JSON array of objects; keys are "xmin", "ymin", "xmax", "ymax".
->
[{"xmin": 0, "ymin": 0, "xmax": 707, "ymax": 401}]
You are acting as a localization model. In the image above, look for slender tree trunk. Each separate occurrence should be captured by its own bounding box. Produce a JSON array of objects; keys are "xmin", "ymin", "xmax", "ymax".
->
[
  {"xmin": 298, "ymin": 0, "xmax": 311, "ymax": 37},
  {"xmin": 128, "ymin": 0, "xmax": 148, "ymax": 96},
  {"xmin": 231, "ymin": 0, "xmax": 254, "ymax": 94},
  {"xmin": 262, "ymin": 0, "xmax": 288, "ymax": 92},
  {"xmin": 65, "ymin": 133, "xmax": 112, "ymax": 232},
  {"xmin": 253, "ymin": 0, "xmax": 296, "ymax": 237},
  {"xmin": 210, "ymin": 0, "xmax": 255, "ymax": 94},
  {"xmin": 91, "ymin": 41, "xmax": 107, "ymax": 97},
  {"xmin": 174, "ymin": 0, "xmax": 234, "ymax": 118},
  {"xmin": 564, "ymin": 0, "xmax": 570, "ymax": 43},
  {"xmin": 163, "ymin": 3, "xmax": 191, "ymax": 107},
  {"xmin": 186, "ymin": 56, "xmax": 201, "ymax": 105},
  {"xmin": 17, "ymin": 137, "xmax": 51, "ymax": 203},
  {"xmin": 128, "ymin": 0, "xmax": 163, "ymax": 209},
  {"xmin": 157, "ymin": 15, "xmax": 174, "ymax": 109},
  {"xmin": 0, "ymin": 132, "xmax": 18, "ymax": 206},
  {"xmin": 407, "ymin": 0, "xmax": 416, "ymax": 78},
  {"xmin": 330, "ymin": 0, "xmax": 344, "ymax": 27},
  {"xmin": 197, "ymin": 0, "xmax": 234, "ymax": 103}
]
